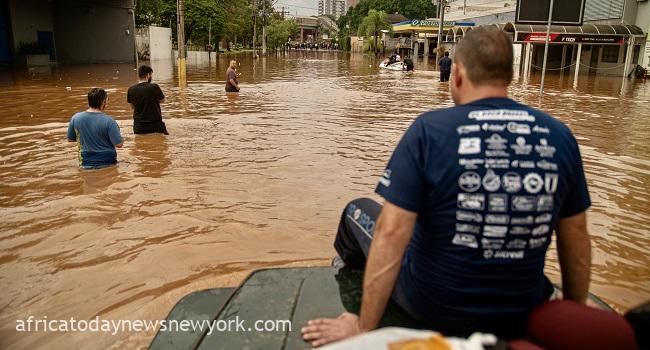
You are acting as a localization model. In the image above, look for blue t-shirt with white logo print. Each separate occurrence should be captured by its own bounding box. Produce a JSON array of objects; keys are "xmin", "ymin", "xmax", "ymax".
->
[
  {"xmin": 67, "ymin": 111, "xmax": 122, "ymax": 168},
  {"xmin": 375, "ymin": 97, "xmax": 590, "ymax": 336}
]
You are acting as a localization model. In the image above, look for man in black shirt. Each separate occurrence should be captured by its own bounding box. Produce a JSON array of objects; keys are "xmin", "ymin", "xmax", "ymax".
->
[
  {"xmin": 127, "ymin": 65, "xmax": 168, "ymax": 135},
  {"xmin": 403, "ymin": 56, "xmax": 414, "ymax": 72},
  {"xmin": 438, "ymin": 51, "xmax": 452, "ymax": 82}
]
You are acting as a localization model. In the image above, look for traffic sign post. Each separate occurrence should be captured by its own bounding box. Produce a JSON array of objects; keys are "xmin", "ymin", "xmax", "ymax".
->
[
  {"xmin": 516, "ymin": 0, "xmax": 586, "ymax": 94},
  {"xmin": 540, "ymin": 0, "xmax": 554, "ymax": 93}
]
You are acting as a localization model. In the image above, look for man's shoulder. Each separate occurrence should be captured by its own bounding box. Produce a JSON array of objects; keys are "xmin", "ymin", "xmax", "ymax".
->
[
  {"xmin": 71, "ymin": 111, "xmax": 91, "ymax": 122},
  {"xmin": 418, "ymin": 104, "xmax": 471, "ymax": 123},
  {"xmin": 99, "ymin": 112, "xmax": 116, "ymax": 121}
]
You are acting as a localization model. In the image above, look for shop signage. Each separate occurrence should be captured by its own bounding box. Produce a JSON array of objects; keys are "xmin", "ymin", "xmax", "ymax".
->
[
  {"xmin": 517, "ymin": 32, "xmax": 624, "ymax": 45},
  {"xmin": 411, "ymin": 19, "xmax": 456, "ymax": 27}
]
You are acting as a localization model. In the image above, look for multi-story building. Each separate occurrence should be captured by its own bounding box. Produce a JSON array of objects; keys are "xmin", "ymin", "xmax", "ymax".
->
[
  {"xmin": 346, "ymin": 0, "xmax": 360, "ymax": 10},
  {"xmin": 444, "ymin": 0, "xmax": 649, "ymax": 76},
  {"xmin": 318, "ymin": 0, "xmax": 347, "ymax": 19}
]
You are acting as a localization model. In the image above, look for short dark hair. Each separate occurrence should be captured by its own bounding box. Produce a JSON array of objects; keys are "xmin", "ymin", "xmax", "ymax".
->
[
  {"xmin": 444, "ymin": 51, "xmax": 449, "ymax": 57},
  {"xmin": 138, "ymin": 65, "xmax": 153, "ymax": 79},
  {"xmin": 87, "ymin": 88, "xmax": 107, "ymax": 109},
  {"xmin": 454, "ymin": 26, "xmax": 513, "ymax": 86}
]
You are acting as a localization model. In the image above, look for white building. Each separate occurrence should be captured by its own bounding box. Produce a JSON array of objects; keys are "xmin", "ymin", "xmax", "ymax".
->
[{"xmin": 318, "ymin": 0, "xmax": 346, "ymax": 19}]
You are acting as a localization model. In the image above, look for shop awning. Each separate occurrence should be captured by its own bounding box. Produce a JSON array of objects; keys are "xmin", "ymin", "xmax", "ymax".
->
[{"xmin": 497, "ymin": 22, "xmax": 644, "ymax": 44}]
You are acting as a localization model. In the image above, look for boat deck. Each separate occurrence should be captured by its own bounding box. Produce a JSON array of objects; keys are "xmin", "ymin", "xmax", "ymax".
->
[
  {"xmin": 149, "ymin": 266, "xmax": 613, "ymax": 350},
  {"xmin": 149, "ymin": 267, "xmax": 422, "ymax": 350}
]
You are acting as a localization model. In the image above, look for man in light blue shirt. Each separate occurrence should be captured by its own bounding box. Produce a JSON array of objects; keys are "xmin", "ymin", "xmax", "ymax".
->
[{"xmin": 67, "ymin": 88, "xmax": 123, "ymax": 169}]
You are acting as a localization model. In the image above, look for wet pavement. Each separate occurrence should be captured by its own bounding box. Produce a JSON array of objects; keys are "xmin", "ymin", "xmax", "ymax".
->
[{"xmin": 0, "ymin": 51, "xmax": 649, "ymax": 349}]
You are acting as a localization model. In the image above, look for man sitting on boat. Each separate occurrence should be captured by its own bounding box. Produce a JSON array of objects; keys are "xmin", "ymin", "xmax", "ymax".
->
[
  {"xmin": 302, "ymin": 26, "xmax": 593, "ymax": 347},
  {"xmin": 387, "ymin": 51, "xmax": 399, "ymax": 66}
]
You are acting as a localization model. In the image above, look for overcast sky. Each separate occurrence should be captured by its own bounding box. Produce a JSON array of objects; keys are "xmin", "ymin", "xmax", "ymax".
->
[{"xmin": 273, "ymin": 0, "xmax": 319, "ymax": 17}]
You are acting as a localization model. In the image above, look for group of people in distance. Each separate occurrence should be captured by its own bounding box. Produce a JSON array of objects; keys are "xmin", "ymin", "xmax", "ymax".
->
[
  {"xmin": 381, "ymin": 49, "xmax": 451, "ymax": 79},
  {"xmin": 382, "ymin": 51, "xmax": 415, "ymax": 72},
  {"xmin": 67, "ymin": 65, "xmax": 166, "ymax": 169}
]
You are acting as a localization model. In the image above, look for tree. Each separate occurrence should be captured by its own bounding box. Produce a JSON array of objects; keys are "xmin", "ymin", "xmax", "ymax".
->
[
  {"xmin": 357, "ymin": 9, "xmax": 391, "ymax": 55},
  {"xmin": 266, "ymin": 19, "xmax": 297, "ymax": 52},
  {"xmin": 222, "ymin": 0, "xmax": 253, "ymax": 50},
  {"xmin": 135, "ymin": 0, "xmax": 165, "ymax": 27},
  {"xmin": 337, "ymin": 0, "xmax": 437, "ymax": 33},
  {"xmin": 183, "ymin": 0, "xmax": 226, "ymax": 47},
  {"xmin": 398, "ymin": 0, "xmax": 437, "ymax": 20}
]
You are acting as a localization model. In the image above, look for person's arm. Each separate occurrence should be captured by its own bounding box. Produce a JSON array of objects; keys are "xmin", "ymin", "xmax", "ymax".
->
[
  {"xmin": 67, "ymin": 118, "xmax": 76, "ymax": 142},
  {"xmin": 229, "ymin": 78, "xmax": 238, "ymax": 88},
  {"xmin": 108, "ymin": 120, "xmax": 124, "ymax": 149},
  {"xmin": 157, "ymin": 84, "xmax": 165, "ymax": 103},
  {"xmin": 127, "ymin": 89, "xmax": 134, "ymax": 109},
  {"xmin": 555, "ymin": 211, "xmax": 591, "ymax": 304},
  {"xmin": 301, "ymin": 203, "xmax": 416, "ymax": 347},
  {"xmin": 555, "ymin": 133, "xmax": 592, "ymax": 304},
  {"xmin": 303, "ymin": 119, "xmax": 427, "ymax": 347},
  {"xmin": 358, "ymin": 202, "xmax": 417, "ymax": 331}
]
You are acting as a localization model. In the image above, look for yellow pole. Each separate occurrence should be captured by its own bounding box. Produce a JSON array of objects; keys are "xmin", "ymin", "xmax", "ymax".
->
[{"xmin": 177, "ymin": 0, "xmax": 187, "ymax": 87}]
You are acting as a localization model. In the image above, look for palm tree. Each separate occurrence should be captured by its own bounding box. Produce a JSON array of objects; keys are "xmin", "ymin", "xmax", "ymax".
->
[{"xmin": 357, "ymin": 9, "xmax": 391, "ymax": 56}]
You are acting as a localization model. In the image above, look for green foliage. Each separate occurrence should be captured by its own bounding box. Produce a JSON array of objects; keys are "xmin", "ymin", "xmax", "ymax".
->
[
  {"xmin": 362, "ymin": 37, "xmax": 383, "ymax": 53},
  {"xmin": 338, "ymin": 0, "xmax": 437, "ymax": 32},
  {"xmin": 398, "ymin": 0, "xmax": 438, "ymax": 20},
  {"xmin": 266, "ymin": 19, "xmax": 298, "ymax": 51},
  {"xmin": 183, "ymin": 0, "xmax": 226, "ymax": 46},
  {"xmin": 357, "ymin": 10, "xmax": 391, "ymax": 53},
  {"xmin": 357, "ymin": 9, "xmax": 391, "ymax": 37},
  {"xmin": 337, "ymin": 27, "xmax": 352, "ymax": 51},
  {"xmin": 223, "ymin": 0, "xmax": 253, "ymax": 46},
  {"xmin": 135, "ymin": 0, "xmax": 176, "ymax": 28},
  {"xmin": 135, "ymin": 0, "xmax": 257, "ymax": 49}
]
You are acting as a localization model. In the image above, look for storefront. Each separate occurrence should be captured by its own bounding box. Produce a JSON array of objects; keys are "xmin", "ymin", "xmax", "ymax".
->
[
  {"xmin": 386, "ymin": 19, "xmax": 475, "ymax": 58},
  {"xmin": 499, "ymin": 22, "xmax": 645, "ymax": 77}
]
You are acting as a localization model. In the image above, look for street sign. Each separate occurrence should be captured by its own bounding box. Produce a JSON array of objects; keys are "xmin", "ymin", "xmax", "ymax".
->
[{"xmin": 515, "ymin": 0, "xmax": 585, "ymax": 26}]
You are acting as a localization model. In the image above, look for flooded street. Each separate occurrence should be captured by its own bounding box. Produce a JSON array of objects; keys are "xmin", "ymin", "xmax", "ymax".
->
[{"xmin": 1, "ymin": 51, "xmax": 649, "ymax": 349}]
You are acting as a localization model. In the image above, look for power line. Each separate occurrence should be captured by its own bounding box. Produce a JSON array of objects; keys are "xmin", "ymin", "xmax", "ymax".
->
[{"xmin": 275, "ymin": 2, "xmax": 319, "ymax": 11}]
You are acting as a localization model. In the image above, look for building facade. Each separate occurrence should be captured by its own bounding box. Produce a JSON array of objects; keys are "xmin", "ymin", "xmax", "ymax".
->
[
  {"xmin": 346, "ymin": 0, "xmax": 360, "ymax": 10},
  {"xmin": 0, "ymin": 0, "xmax": 136, "ymax": 64},
  {"xmin": 444, "ymin": 0, "xmax": 649, "ymax": 76},
  {"xmin": 318, "ymin": 0, "xmax": 346, "ymax": 19}
]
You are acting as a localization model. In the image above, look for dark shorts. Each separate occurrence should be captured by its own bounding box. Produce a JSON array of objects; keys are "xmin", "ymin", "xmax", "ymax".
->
[
  {"xmin": 440, "ymin": 70, "xmax": 451, "ymax": 82},
  {"xmin": 133, "ymin": 121, "xmax": 168, "ymax": 135}
]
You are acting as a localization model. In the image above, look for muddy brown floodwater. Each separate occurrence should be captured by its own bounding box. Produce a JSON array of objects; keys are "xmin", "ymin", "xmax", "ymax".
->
[{"xmin": 0, "ymin": 51, "xmax": 649, "ymax": 349}]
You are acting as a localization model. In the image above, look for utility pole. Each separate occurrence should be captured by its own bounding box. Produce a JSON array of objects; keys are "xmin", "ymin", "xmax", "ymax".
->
[
  {"xmin": 177, "ymin": 0, "xmax": 186, "ymax": 86},
  {"xmin": 209, "ymin": 18, "xmax": 212, "ymax": 48},
  {"xmin": 437, "ymin": 0, "xmax": 447, "ymax": 61},
  {"xmin": 253, "ymin": 0, "xmax": 257, "ymax": 58},
  {"xmin": 262, "ymin": 0, "xmax": 267, "ymax": 55}
]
